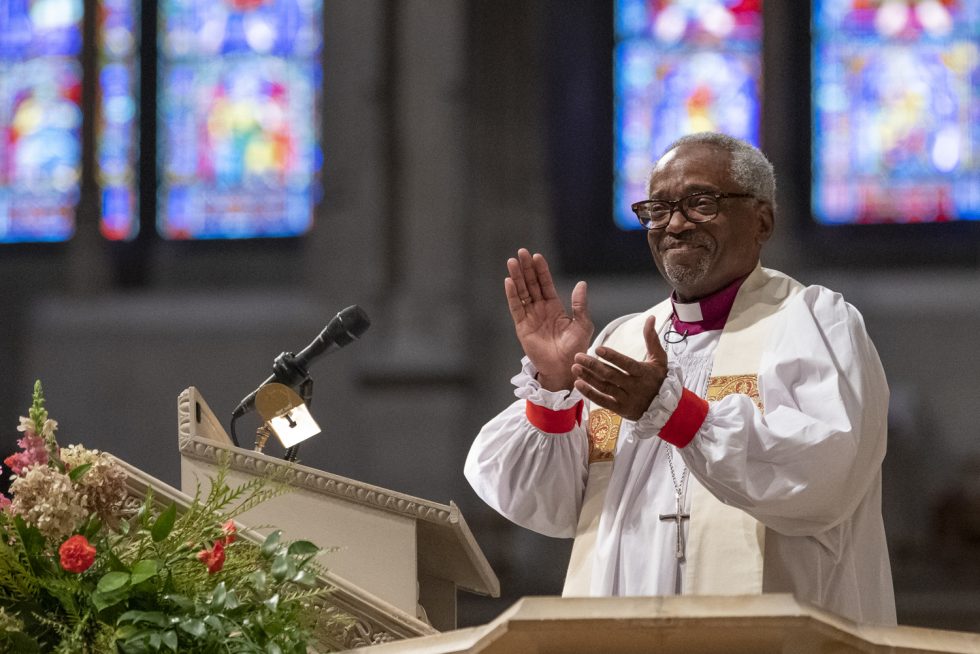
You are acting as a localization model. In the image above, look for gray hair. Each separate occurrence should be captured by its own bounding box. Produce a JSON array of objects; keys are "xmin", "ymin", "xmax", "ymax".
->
[{"xmin": 653, "ymin": 132, "xmax": 776, "ymax": 209}]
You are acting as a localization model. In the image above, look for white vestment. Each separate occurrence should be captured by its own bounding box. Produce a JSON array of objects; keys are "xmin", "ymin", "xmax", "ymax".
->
[{"xmin": 465, "ymin": 266, "xmax": 897, "ymax": 626}]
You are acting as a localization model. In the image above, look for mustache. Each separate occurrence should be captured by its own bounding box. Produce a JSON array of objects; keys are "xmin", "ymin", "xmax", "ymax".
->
[{"xmin": 660, "ymin": 233, "xmax": 714, "ymax": 251}]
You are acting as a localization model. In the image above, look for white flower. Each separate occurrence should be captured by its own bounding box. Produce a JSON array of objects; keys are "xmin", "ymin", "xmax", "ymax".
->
[
  {"xmin": 41, "ymin": 418, "xmax": 58, "ymax": 439},
  {"xmin": 61, "ymin": 444, "xmax": 99, "ymax": 468},
  {"xmin": 62, "ymin": 444, "xmax": 127, "ymax": 524},
  {"xmin": 16, "ymin": 416, "xmax": 34, "ymax": 433},
  {"xmin": 9, "ymin": 465, "xmax": 87, "ymax": 539}
]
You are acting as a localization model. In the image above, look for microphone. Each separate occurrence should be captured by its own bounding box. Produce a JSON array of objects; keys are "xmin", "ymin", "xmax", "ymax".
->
[{"xmin": 231, "ymin": 305, "xmax": 371, "ymax": 420}]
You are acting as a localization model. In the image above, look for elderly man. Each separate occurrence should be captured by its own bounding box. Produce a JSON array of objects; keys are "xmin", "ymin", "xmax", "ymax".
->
[{"xmin": 465, "ymin": 132, "xmax": 896, "ymax": 626}]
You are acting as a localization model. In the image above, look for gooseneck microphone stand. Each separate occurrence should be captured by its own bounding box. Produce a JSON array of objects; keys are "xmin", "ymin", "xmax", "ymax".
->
[{"xmin": 229, "ymin": 351, "xmax": 316, "ymax": 462}]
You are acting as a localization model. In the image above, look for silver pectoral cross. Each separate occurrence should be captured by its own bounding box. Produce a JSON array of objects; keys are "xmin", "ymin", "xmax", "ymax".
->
[{"xmin": 659, "ymin": 492, "xmax": 690, "ymax": 560}]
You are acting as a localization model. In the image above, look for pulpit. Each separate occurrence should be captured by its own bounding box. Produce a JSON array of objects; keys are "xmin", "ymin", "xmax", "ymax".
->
[
  {"xmin": 176, "ymin": 387, "xmax": 499, "ymax": 636},
  {"xmin": 334, "ymin": 595, "xmax": 980, "ymax": 654}
]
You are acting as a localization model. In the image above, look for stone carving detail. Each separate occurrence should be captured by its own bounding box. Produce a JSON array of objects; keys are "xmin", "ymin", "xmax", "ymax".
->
[
  {"xmin": 118, "ymin": 495, "xmax": 144, "ymax": 519},
  {"xmin": 177, "ymin": 389, "xmax": 193, "ymax": 450},
  {"xmin": 344, "ymin": 619, "xmax": 397, "ymax": 648},
  {"xmin": 179, "ymin": 439, "xmax": 454, "ymax": 525}
]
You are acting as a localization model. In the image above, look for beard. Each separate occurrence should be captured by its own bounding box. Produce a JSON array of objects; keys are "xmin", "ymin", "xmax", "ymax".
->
[
  {"xmin": 659, "ymin": 234, "xmax": 716, "ymax": 288},
  {"xmin": 664, "ymin": 255, "xmax": 711, "ymax": 287}
]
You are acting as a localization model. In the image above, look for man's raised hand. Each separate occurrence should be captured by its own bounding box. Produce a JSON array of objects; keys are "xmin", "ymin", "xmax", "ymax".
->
[
  {"xmin": 505, "ymin": 249, "xmax": 594, "ymax": 391},
  {"xmin": 571, "ymin": 315, "xmax": 668, "ymax": 420}
]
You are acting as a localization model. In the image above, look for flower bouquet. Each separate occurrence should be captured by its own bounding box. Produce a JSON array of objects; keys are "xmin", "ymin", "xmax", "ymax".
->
[{"xmin": 0, "ymin": 381, "xmax": 342, "ymax": 653}]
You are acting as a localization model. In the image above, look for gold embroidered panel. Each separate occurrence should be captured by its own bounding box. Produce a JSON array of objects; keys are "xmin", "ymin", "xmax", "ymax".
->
[
  {"xmin": 706, "ymin": 374, "xmax": 764, "ymax": 413},
  {"xmin": 587, "ymin": 408, "xmax": 621, "ymax": 463},
  {"xmin": 585, "ymin": 376, "xmax": 761, "ymax": 464}
]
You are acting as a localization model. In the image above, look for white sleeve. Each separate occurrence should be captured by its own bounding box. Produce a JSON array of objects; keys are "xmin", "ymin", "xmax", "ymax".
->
[
  {"xmin": 678, "ymin": 286, "xmax": 888, "ymax": 537},
  {"xmin": 464, "ymin": 357, "xmax": 590, "ymax": 538}
]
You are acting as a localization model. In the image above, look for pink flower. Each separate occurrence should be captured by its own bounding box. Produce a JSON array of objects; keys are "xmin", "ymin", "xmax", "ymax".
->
[
  {"xmin": 59, "ymin": 534, "xmax": 97, "ymax": 573},
  {"xmin": 197, "ymin": 540, "xmax": 225, "ymax": 574},
  {"xmin": 0, "ymin": 494, "xmax": 10, "ymax": 511},
  {"xmin": 220, "ymin": 520, "xmax": 237, "ymax": 545},
  {"xmin": 4, "ymin": 435, "xmax": 49, "ymax": 475}
]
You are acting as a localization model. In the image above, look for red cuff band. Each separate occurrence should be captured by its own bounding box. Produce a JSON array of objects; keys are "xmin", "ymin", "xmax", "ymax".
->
[
  {"xmin": 659, "ymin": 388, "xmax": 709, "ymax": 448},
  {"xmin": 526, "ymin": 400, "xmax": 584, "ymax": 434}
]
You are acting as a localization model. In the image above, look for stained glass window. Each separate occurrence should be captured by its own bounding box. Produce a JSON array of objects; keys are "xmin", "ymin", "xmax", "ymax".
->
[
  {"xmin": 614, "ymin": 0, "xmax": 764, "ymax": 230},
  {"xmin": 812, "ymin": 0, "xmax": 980, "ymax": 224},
  {"xmin": 158, "ymin": 0, "xmax": 323, "ymax": 240},
  {"xmin": 0, "ymin": 0, "xmax": 84, "ymax": 243},
  {"xmin": 98, "ymin": 0, "xmax": 139, "ymax": 240}
]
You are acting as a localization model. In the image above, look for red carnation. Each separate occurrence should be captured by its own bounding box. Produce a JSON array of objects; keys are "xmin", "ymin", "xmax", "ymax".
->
[
  {"xmin": 220, "ymin": 519, "xmax": 237, "ymax": 545},
  {"xmin": 197, "ymin": 540, "xmax": 226, "ymax": 574},
  {"xmin": 59, "ymin": 534, "xmax": 97, "ymax": 573}
]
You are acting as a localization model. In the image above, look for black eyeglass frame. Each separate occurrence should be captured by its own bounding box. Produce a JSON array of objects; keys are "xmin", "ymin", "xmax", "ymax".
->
[{"xmin": 631, "ymin": 191, "xmax": 756, "ymax": 230}]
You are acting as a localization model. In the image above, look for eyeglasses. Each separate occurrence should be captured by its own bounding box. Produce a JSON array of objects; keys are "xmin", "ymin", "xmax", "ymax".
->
[{"xmin": 631, "ymin": 191, "xmax": 755, "ymax": 230}]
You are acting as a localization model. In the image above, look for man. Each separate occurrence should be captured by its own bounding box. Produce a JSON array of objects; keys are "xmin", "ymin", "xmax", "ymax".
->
[{"xmin": 464, "ymin": 132, "xmax": 896, "ymax": 626}]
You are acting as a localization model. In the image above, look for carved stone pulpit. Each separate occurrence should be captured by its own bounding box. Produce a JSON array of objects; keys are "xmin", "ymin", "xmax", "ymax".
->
[
  {"xmin": 334, "ymin": 595, "xmax": 980, "ymax": 654},
  {"xmin": 176, "ymin": 387, "xmax": 499, "ymax": 635}
]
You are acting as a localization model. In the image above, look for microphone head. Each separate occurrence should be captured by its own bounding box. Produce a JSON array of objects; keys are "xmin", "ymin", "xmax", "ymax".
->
[
  {"xmin": 319, "ymin": 305, "xmax": 370, "ymax": 350},
  {"xmin": 336, "ymin": 305, "xmax": 371, "ymax": 337}
]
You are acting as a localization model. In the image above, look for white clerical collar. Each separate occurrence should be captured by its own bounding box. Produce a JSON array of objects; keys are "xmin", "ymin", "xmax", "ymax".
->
[
  {"xmin": 669, "ymin": 274, "xmax": 750, "ymax": 336},
  {"xmin": 673, "ymin": 301, "xmax": 703, "ymax": 323}
]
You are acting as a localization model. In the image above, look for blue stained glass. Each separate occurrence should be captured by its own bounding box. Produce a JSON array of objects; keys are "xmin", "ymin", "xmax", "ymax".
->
[
  {"xmin": 0, "ymin": 0, "xmax": 83, "ymax": 58},
  {"xmin": 0, "ymin": 0, "xmax": 84, "ymax": 244},
  {"xmin": 158, "ymin": 0, "xmax": 323, "ymax": 240},
  {"xmin": 613, "ymin": 0, "xmax": 764, "ymax": 230},
  {"xmin": 97, "ymin": 0, "xmax": 138, "ymax": 240},
  {"xmin": 812, "ymin": 0, "xmax": 980, "ymax": 224}
]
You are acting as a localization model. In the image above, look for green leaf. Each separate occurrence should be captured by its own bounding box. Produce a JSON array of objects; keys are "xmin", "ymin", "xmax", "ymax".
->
[
  {"xmin": 106, "ymin": 547, "xmax": 128, "ymax": 572},
  {"xmin": 13, "ymin": 516, "xmax": 45, "ymax": 558},
  {"xmin": 178, "ymin": 618, "xmax": 207, "ymax": 639},
  {"xmin": 4, "ymin": 631, "xmax": 41, "ymax": 653},
  {"xmin": 249, "ymin": 570, "xmax": 268, "ymax": 594},
  {"xmin": 115, "ymin": 624, "xmax": 140, "ymax": 640},
  {"xmin": 263, "ymin": 593, "xmax": 280, "ymax": 612},
  {"xmin": 161, "ymin": 630, "xmax": 178, "ymax": 652},
  {"xmin": 120, "ymin": 627, "xmax": 157, "ymax": 650},
  {"xmin": 118, "ymin": 610, "xmax": 143, "ymax": 624},
  {"xmin": 261, "ymin": 530, "xmax": 282, "ymax": 557},
  {"xmin": 150, "ymin": 632, "xmax": 162, "ymax": 650},
  {"xmin": 82, "ymin": 515, "xmax": 103, "ymax": 539},
  {"xmin": 118, "ymin": 518, "xmax": 131, "ymax": 535},
  {"xmin": 291, "ymin": 569, "xmax": 315, "ymax": 586},
  {"xmin": 270, "ymin": 554, "xmax": 291, "ymax": 582},
  {"xmin": 162, "ymin": 568, "xmax": 176, "ymax": 594},
  {"xmin": 93, "ymin": 588, "xmax": 129, "ymax": 612},
  {"xmin": 68, "ymin": 462, "xmax": 93, "ymax": 481},
  {"xmin": 130, "ymin": 559, "xmax": 159, "ymax": 586},
  {"xmin": 119, "ymin": 611, "xmax": 168, "ymax": 627},
  {"xmin": 224, "ymin": 589, "xmax": 240, "ymax": 611},
  {"xmin": 210, "ymin": 582, "xmax": 227, "ymax": 611},
  {"xmin": 97, "ymin": 571, "xmax": 131, "ymax": 593},
  {"xmin": 162, "ymin": 593, "xmax": 193, "ymax": 610},
  {"xmin": 150, "ymin": 503, "xmax": 178, "ymax": 542},
  {"xmin": 266, "ymin": 643, "xmax": 283, "ymax": 654},
  {"xmin": 286, "ymin": 540, "xmax": 319, "ymax": 557}
]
